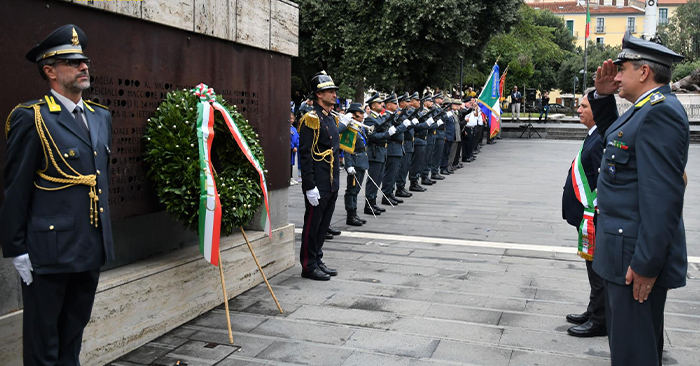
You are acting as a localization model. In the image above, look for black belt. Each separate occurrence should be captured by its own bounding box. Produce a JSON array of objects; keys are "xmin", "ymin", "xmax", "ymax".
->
[{"xmin": 388, "ymin": 140, "xmax": 402, "ymax": 145}]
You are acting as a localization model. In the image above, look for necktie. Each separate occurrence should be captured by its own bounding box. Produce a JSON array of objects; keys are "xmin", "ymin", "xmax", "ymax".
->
[{"xmin": 73, "ymin": 106, "xmax": 90, "ymax": 140}]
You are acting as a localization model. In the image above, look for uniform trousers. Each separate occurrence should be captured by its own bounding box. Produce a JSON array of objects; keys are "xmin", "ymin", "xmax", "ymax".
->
[
  {"xmin": 344, "ymin": 169, "xmax": 366, "ymax": 211},
  {"xmin": 443, "ymin": 141, "xmax": 459, "ymax": 169},
  {"xmin": 396, "ymin": 151, "xmax": 412, "ymax": 189},
  {"xmin": 381, "ymin": 155, "xmax": 402, "ymax": 197},
  {"xmin": 604, "ymin": 280, "xmax": 667, "ymax": 366},
  {"xmin": 452, "ymin": 139, "xmax": 461, "ymax": 166},
  {"xmin": 430, "ymin": 137, "xmax": 445, "ymax": 174},
  {"xmin": 365, "ymin": 161, "xmax": 384, "ymax": 201},
  {"xmin": 22, "ymin": 269, "xmax": 100, "ymax": 366},
  {"xmin": 301, "ymin": 190, "xmax": 338, "ymax": 272},
  {"xmin": 409, "ymin": 144, "xmax": 426, "ymax": 182},
  {"xmin": 422, "ymin": 134, "xmax": 436, "ymax": 179},
  {"xmin": 585, "ymin": 259, "xmax": 606, "ymax": 326}
]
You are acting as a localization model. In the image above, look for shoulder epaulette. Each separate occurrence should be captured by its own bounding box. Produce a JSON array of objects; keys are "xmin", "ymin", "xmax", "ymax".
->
[
  {"xmin": 300, "ymin": 111, "xmax": 319, "ymax": 130},
  {"xmin": 649, "ymin": 92, "xmax": 665, "ymax": 106},
  {"xmin": 6, "ymin": 100, "xmax": 45, "ymax": 137},
  {"xmin": 334, "ymin": 115, "xmax": 339, "ymax": 127},
  {"xmin": 85, "ymin": 99, "xmax": 109, "ymax": 110}
]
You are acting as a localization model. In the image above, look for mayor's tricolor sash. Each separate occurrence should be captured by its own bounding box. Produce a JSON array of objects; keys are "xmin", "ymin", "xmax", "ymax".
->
[
  {"xmin": 571, "ymin": 141, "xmax": 597, "ymax": 261},
  {"xmin": 193, "ymin": 84, "xmax": 271, "ymax": 266}
]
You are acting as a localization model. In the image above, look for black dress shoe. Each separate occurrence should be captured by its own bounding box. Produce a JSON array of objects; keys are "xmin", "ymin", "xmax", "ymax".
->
[
  {"xmin": 409, "ymin": 183, "xmax": 426, "ymax": 192},
  {"xmin": 389, "ymin": 195, "xmax": 403, "ymax": 203},
  {"xmin": 318, "ymin": 263, "xmax": 338, "ymax": 276},
  {"xmin": 381, "ymin": 196, "xmax": 399, "ymax": 206},
  {"xmin": 364, "ymin": 205, "xmax": 381, "ymax": 215},
  {"xmin": 327, "ymin": 226, "xmax": 341, "ymax": 236},
  {"xmin": 440, "ymin": 169, "xmax": 451, "ymax": 175},
  {"xmin": 566, "ymin": 312, "xmax": 591, "ymax": 325},
  {"xmin": 355, "ymin": 214, "xmax": 367, "ymax": 224},
  {"xmin": 567, "ymin": 321, "xmax": 607, "ymax": 337},
  {"xmin": 325, "ymin": 232, "xmax": 334, "ymax": 240},
  {"xmin": 301, "ymin": 268, "xmax": 331, "ymax": 281},
  {"xmin": 432, "ymin": 173, "xmax": 445, "ymax": 180},
  {"xmin": 395, "ymin": 188, "xmax": 412, "ymax": 197},
  {"xmin": 346, "ymin": 214, "xmax": 364, "ymax": 226},
  {"xmin": 457, "ymin": 163, "xmax": 464, "ymax": 168},
  {"xmin": 421, "ymin": 179, "xmax": 433, "ymax": 186}
]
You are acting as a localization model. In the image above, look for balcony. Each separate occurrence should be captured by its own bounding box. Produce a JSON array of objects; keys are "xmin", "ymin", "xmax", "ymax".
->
[{"xmin": 595, "ymin": 25, "xmax": 605, "ymax": 34}]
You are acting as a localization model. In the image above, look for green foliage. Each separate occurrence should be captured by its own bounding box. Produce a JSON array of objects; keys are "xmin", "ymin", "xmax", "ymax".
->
[
  {"xmin": 672, "ymin": 59, "xmax": 700, "ymax": 82},
  {"xmin": 557, "ymin": 42, "xmax": 621, "ymax": 94},
  {"xmin": 658, "ymin": 0, "xmax": 700, "ymax": 62},
  {"xmin": 291, "ymin": 0, "xmax": 520, "ymax": 95},
  {"xmin": 483, "ymin": 5, "xmax": 576, "ymax": 92},
  {"xmin": 143, "ymin": 90, "xmax": 265, "ymax": 236}
]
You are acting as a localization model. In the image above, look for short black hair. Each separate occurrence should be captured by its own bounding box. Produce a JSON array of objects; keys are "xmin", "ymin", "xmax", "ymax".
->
[{"xmin": 630, "ymin": 60, "xmax": 672, "ymax": 85}]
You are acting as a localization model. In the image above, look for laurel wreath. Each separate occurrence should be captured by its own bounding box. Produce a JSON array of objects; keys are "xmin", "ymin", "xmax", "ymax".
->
[{"xmin": 143, "ymin": 89, "xmax": 265, "ymax": 235}]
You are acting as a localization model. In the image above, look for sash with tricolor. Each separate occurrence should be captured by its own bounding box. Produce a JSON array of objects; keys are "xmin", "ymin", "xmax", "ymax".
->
[
  {"xmin": 193, "ymin": 84, "xmax": 272, "ymax": 266},
  {"xmin": 571, "ymin": 141, "xmax": 597, "ymax": 261}
]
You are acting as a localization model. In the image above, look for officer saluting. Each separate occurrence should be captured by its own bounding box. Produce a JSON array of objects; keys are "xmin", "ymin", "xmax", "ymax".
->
[
  {"xmin": 589, "ymin": 32, "xmax": 688, "ymax": 365},
  {"xmin": 298, "ymin": 71, "xmax": 340, "ymax": 281},
  {"xmin": 1, "ymin": 24, "xmax": 114, "ymax": 365}
]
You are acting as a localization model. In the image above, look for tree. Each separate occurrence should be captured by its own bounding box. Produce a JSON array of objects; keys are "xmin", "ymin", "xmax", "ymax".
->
[
  {"xmin": 557, "ymin": 42, "xmax": 620, "ymax": 94},
  {"xmin": 658, "ymin": 0, "xmax": 700, "ymax": 62},
  {"xmin": 291, "ymin": 0, "xmax": 520, "ymax": 100},
  {"xmin": 481, "ymin": 5, "xmax": 575, "ymax": 93}
]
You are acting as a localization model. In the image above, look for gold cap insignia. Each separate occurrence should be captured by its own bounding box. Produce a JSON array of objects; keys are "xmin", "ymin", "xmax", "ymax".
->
[
  {"xmin": 618, "ymin": 131, "xmax": 624, "ymax": 137},
  {"xmin": 71, "ymin": 27, "xmax": 80, "ymax": 46}
]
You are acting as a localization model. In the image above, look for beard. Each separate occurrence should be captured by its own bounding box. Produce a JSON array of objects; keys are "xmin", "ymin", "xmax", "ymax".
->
[{"xmin": 58, "ymin": 70, "xmax": 90, "ymax": 94}]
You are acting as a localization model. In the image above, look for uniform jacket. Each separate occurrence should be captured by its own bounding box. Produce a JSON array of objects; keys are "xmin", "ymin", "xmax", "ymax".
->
[
  {"xmin": 589, "ymin": 85, "xmax": 688, "ymax": 289},
  {"xmin": 364, "ymin": 111, "xmax": 391, "ymax": 163},
  {"xmin": 399, "ymin": 108, "xmax": 416, "ymax": 153},
  {"xmin": 387, "ymin": 111, "xmax": 407, "ymax": 158},
  {"xmin": 299, "ymin": 104, "xmax": 340, "ymax": 193},
  {"xmin": 413, "ymin": 108, "xmax": 430, "ymax": 146},
  {"xmin": 445, "ymin": 112, "xmax": 457, "ymax": 142},
  {"xmin": 562, "ymin": 129, "xmax": 603, "ymax": 227},
  {"xmin": 433, "ymin": 108, "xmax": 447, "ymax": 140},
  {"xmin": 1, "ymin": 93, "xmax": 114, "ymax": 274},
  {"xmin": 339, "ymin": 123, "xmax": 369, "ymax": 171}
]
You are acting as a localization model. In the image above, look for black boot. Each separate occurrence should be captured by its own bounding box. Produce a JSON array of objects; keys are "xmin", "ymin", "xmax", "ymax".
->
[
  {"xmin": 346, "ymin": 210, "xmax": 364, "ymax": 226},
  {"xmin": 421, "ymin": 178, "xmax": 434, "ymax": 185},
  {"xmin": 355, "ymin": 214, "xmax": 367, "ymax": 224},
  {"xmin": 364, "ymin": 201, "xmax": 381, "ymax": 215},
  {"xmin": 382, "ymin": 196, "xmax": 399, "ymax": 206},
  {"xmin": 373, "ymin": 200, "xmax": 386, "ymax": 212},
  {"xmin": 395, "ymin": 187, "xmax": 412, "ymax": 197},
  {"xmin": 390, "ymin": 194, "xmax": 403, "ymax": 204},
  {"xmin": 431, "ymin": 173, "xmax": 445, "ymax": 180},
  {"xmin": 409, "ymin": 181, "xmax": 426, "ymax": 192}
]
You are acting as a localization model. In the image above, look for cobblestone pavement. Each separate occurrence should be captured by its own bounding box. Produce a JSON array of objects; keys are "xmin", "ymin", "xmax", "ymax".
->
[{"xmin": 111, "ymin": 140, "xmax": 700, "ymax": 365}]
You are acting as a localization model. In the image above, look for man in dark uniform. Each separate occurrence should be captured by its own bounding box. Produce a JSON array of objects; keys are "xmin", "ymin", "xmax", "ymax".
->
[
  {"xmin": 394, "ymin": 93, "xmax": 414, "ymax": 198},
  {"xmin": 380, "ymin": 93, "xmax": 411, "ymax": 206},
  {"xmin": 429, "ymin": 93, "xmax": 447, "ymax": 180},
  {"xmin": 423, "ymin": 92, "xmax": 442, "ymax": 182},
  {"xmin": 589, "ymin": 32, "xmax": 688, "ymax": 365},
  {"xmin": 402, "ymin": 92, "xmax": 424, "ymax": 193},
  {"xmin": 0, "ymin": 24, "xmax": 114, "ymax": 365},
  {"xmin": 562, "ymin": 91, "xmax": 607, "ymax": 338},
  {"xmin": 412, "ymin": 94, "xmax": 435, "ymax": 188},
  {"xmin": 340, "ymin": 103, "xmax": 368, "ymax": 226},
  {"xmin": 298, "ymin": 71, "xmax": 341, "ymax": 281},
  {"xmin": 441, "ymin": 98, "xmax": 461, "ymax": 174},
  {"xmin": 363, "ymin": 93, "xmax": 396, "ymax": 215}
]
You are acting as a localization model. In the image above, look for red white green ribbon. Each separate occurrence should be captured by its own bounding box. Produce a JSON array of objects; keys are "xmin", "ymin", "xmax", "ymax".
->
[
  {"xmin": 571, "ymin": 142, "xmax": 597, "ymax": 261},
  {"xmin": 192, "ymin": 83, "xmax": 271, "ymax": 266}
]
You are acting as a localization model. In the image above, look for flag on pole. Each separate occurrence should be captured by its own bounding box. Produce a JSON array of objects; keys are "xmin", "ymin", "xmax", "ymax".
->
[
  {"xmin": 585, "ymin": 2, "xmax": 591, "ymax": 39},
  {"xmin": 499, "ymin": 66, "xmax": 508, "ymax": 102},
  {"xmin": 478, "ymin": 63, "xmax": 501, "ymax": 139}
]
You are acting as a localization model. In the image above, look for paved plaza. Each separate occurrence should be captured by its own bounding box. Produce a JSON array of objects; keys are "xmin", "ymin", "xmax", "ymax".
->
[{"xmin": 111, "ymin": 140, "xmax": 700, "ymax": 365}]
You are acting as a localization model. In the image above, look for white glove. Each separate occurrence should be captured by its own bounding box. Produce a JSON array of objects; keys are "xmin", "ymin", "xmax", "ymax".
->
[
  {"xmin": 388, "ymin": 126, "xmax": 397, "ymax": 136},
  {"xmin": 447, "ymin": 111, "xmax": 453, "ymax": 118},
  {"xmin": 411, "ymin": 118, "xmax": 419, "ymax": 125},
  {"xmin": 340, "ymin": 113, "xmax": 353, "ymax": 126},
  {"xmin": 12, "ymin": 254, "xmax": 33, "ymax": 285},
  {"xmin": 347, "ymin": 166, "xmax": 356, "ymax": 175},
  {"xmin": 402, "ymin": 119, "xmax": 411, "ymax": 127},
  {"xmin": 437, "ymin": 119, "xmax": 444, "ymax": 126},
  {"xmin": 426, "ymin": 117, "xmax": 435, "ymax": 126},
  {"xmin": 305, "ymin": 187, "xmax": 320, "ymax": 206}
]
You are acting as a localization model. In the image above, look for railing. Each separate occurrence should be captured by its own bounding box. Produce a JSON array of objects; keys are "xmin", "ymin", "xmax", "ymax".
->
[{"xmin": 618, "ymin": 103, "xmax": 700, "ymax": 119}]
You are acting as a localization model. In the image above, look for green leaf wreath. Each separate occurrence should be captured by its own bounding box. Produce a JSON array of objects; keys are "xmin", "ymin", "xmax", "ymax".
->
[{"xmin": 143, "ymin": 89, "xmax": 265, "ymax": 236}]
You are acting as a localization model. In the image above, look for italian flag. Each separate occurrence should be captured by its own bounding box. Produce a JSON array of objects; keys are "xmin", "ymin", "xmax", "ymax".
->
[
  {"xmin": 477, "ymin": 63, "xmax": 501, "ymax": 139},
  {"xmin": 585, "ymin": 2, "xmax": 591, "ymax": 39}
]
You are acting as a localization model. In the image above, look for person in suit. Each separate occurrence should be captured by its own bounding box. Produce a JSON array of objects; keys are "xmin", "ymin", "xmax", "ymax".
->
[
  {"xmin": 0, "ymin": 24, "xmax": 113, "ymax": 365},
  {"xmin": 562, "ymin": 90, "xmax": 607, "ymax": 338},
  {"xmin": 589, "ymin": 32, "xmax": 688, "ymax": 365},
  {"xmin": 510, "ymin": 86, "xmax": 522, "ymax": 121},
  {"xmin": 341, "ymin": 103, "xmax": 369, "ymax": 226},
  {"xmin": 298, "ymin": 71, "xmax": 341, "ymax": 281}
]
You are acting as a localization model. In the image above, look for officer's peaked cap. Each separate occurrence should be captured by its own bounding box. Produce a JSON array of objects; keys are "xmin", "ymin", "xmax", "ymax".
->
[
  {"xmin": 614, "ymin": 31, "xmax": 684, "ymax": 68},
  {"xmin": 27, "ymin": 24, "xmax": 90, "ymax": 63},
  {"xmin": 365, "ymin": 92, "xmax": 382, "ymax": 105},
  {"xmin": 347, "ymin": 103, "xmax": 364, "ymax": 114},
  {"xmin": 383, "ymin": 93, "xmax": 398, "ymax": 104},
  {"xmin": 409, "ymin": 92, "xmax": 420, "ymax": 100}
]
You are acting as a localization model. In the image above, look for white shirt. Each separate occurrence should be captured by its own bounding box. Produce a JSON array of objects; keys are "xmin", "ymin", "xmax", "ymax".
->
[
  {"xmin": 51, "ymin": 89, "xmax": 88, "ymax": 130},
  {"xmin": 587, "ymin": 125, "xmax": 597, "ymax": 136}
]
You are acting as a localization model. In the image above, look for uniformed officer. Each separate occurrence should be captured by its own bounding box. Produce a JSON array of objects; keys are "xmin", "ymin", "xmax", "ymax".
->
[
  {"xmin": 0, "ymin": 24, "xmax": 113, "ymax": 365},
  {"xmin": 441, "ymin": 98, "xmax": 462, "ymax": 174},
  {"xmin": 562, "ymin": 91, "xmax": 607, "ymax": 338},
  {"xmin": 429, "ymin": 93, "xmax": 448, "ymax": 180},
  {"xmin": 412, "ymin": 94, "xmax": 435, "ymax": 188},
  {"xmin": 380, "ymin": 93, "xmax": 412, "ymax": 205},
  {"xmin": 423, "ymin": 92, "xmax": 442, "ymax": 182},
  {"xmin": 394, "ymin": 92, "xmax": 414, "ymax": 198},
  {"xmin": 298, "ymin": 71, "xmax": 341, "ymax": 281},
  {"xmin": 340, "ymin": 103, "xmax": 368, "ymax": 226},
  {"xmin": 363, "ymin": 93, "xmax": 397, "ymax": 215},
  {"xmin": 589, "ymin": 32, "xmax": 688, "ymax": 365}
]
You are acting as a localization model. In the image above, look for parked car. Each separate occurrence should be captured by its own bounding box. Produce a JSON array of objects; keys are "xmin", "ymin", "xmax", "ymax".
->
[{"xmin": 547, "ymin": 103, "xmax": 573, "ymax": 114}]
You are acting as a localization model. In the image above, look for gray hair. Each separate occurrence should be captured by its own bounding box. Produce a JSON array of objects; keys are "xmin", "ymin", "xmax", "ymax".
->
[{"xmin": 630, "ymin": 60, "xmax": 672, "ymax": 84}]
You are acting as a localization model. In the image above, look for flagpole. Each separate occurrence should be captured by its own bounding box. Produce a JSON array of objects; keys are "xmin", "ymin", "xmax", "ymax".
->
[
  {"xmin": 584, "ymin": 0, "xmax": 590, "ymax": 92},
  {"xmin": 218, "ymin": 249, "xmax": 234, "ymax": 344},
  {"xmin": 240, "ymin": 227, "xmax": 284, "ymax": 314}
]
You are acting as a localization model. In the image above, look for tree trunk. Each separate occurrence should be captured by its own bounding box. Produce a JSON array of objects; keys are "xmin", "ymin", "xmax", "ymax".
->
[
  {"xmin": 671, "ymin": 68, "xmax": 700, "ymax": 92},
  {"xmin": 354, "ymin": 80, "xmax": 365, "ymax": 104}
]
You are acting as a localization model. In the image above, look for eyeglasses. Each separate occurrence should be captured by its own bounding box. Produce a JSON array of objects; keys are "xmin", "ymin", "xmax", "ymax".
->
[{"xmin": 51, "ymin": 59, "xmax": 91, "ymax": 68}]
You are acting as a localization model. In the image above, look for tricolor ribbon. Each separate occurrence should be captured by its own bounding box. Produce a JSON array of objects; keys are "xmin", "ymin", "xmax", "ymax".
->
[
  {"xmin": 571, "ymin": 142, "xmax": 597, "ymax": 261},
  {"xmin": 192, "ymin": 83, "xmax": 272, "ymax": 266}
]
